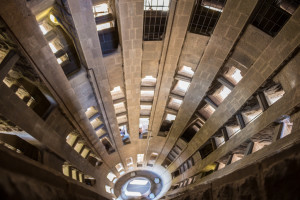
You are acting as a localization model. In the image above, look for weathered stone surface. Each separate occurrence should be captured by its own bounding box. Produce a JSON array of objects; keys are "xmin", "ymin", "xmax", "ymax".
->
[{"xmin": 170, "ymin": 136, "xmax": 300, "ymax": 200}]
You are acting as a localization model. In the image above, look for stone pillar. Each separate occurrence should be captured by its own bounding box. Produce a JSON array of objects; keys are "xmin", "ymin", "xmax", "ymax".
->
[{"xmin": 115, "ymin": 0, "xmax": 144, "ymax": 142}]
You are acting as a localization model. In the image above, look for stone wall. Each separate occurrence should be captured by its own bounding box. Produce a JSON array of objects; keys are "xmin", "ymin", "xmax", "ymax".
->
[
  {"xmin": 170, "ymin": 136, "xmax": 300, "ymax": 200},
  {"xmin": 0, "ymin": 145, "xmax": 108, "ymax": 200}
]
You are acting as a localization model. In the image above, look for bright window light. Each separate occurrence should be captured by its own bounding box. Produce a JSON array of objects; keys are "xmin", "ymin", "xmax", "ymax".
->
[
  {"xmin": 178, "ymin": 66, "xmax": 194, "ymax": 78},
  {"xmin": 57, "ymin": 58, "xmax": 63, "ymax": 64},
  {"xmin": 204, "ymin": 5, "xmax": 223, "ymax": 12},
  {"xmin": 126, "ymin": 157, "xmax": 133, "ymax": 166},
  {"xmin": 49, "ymin": 14, "xmax": 58, "ymax": 23},
  {"xmin": 93, "ymin": 3, "xmax": 109, "ymax": 17},
  {"xmin": 144, "ymin": 0, "xmax": 170, "ymax": 11},
  {"xmin": 139, "ymin": 118, "xmax": 149, "ymax": 126},
  {"xmin": 119, "ymin": 171, "xmax": 125, "ymax": 175},
  {"xmin": 168, "ymin": 97, "xmax": 183, "ymax": 110},
  {"xmin": 85, "ymin": 106, "xmax": 98, "ymax": 118},
  {"xmin": 114, "ymin": 102, "xmax": 126, "ymax": 113},
  {"xmin": 96, "ymin": 22, "xmax": 112, "ymax": 31},
  {"xmin": 114, "ymin": 102, "xmax": 124, "ymax": 108},
  {"xmin": 166, "ymin": 113, "xmax": 176, "ymax": 121},
  {"xmin": 111, "ymin": 86, "xmax": 124, "ymax": 100},
  {"xmin": 107, "ymin": 172, "xmax": 116, "ymax": 181},
  {"xmin": 141, "ymin": 90, "xmax": 154, "ymax": 96},
  {"xmin": 125, "ymin": 191, "xmax": 142, "ymax": 197},
  {"xmin": 105, "ymin": 185, "xmax": 112, "ymax": 193},
  {"xmin": 176, "ymin": 80, "xmax": 190, "ymax": 92},
  {"xmin": 219, "ymin": 86, "xmax": 231, "ymax": 100},
  {"xmin": 117, "ymin": 115, "xmax": 127, "ymax": 124},
  {"xmin": 232, "ymin": 68, "xmax": 243, "ymax": 83},
  {"xmin": 90, "ymin": 118, "xmax": 102, "ymax": 128},
  {"xmin": 139, "ymin": 118, "xmax": 149, "ymax": 133},
  {"xmin": 57, "ymin": 54, "xmax": 68, "ymax": 64},
  {"xmin": 171, "ymin": 98, "xmax": 183, "ymax": 105},
  {"xmin": 137, "ymin": 154, "xmax": 144, "ymax": 163},
  {"xmin": 113, "ymin": 178, "xmax": 118, "ymax": 184},
  {"xmin": 111, "ymin": 86, "xmax": 121, "ymax": 92},
  {"xmin": 204, "ymin": 104, "xmax": 215, "ymax": 113},
  {"xmin": 115, "ymin": 163, "xmax": 124, "ymax": 172},
  {"xmin": 265, "ymin": 89, "xmax": 285, "ymax": 105},
  {"xmin": 140, "ymin": 105, "xmax": 152, "ymax": 110},
  {"xmin": 141, "ymin": 76, "xmax": 157, "ymax": 86},
  {"xmin": 49, "ymin": 42, "xmax": 58, "ymax": 53},
  {"xmin": 145, "ymin": 75, "xmax": 156, "ymax": 79},
  {"xmin": 39, "ymin": 25, "xmax": 48, "ymax": 35},
  {"xmin": 129, "ymin": 179, "xmax": 149, "ymax": 185}
]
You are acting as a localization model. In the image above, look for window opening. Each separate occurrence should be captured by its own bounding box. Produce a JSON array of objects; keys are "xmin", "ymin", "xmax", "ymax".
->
[
  {"xmin": 251, "ymin": 0, "xmax": 297, "ymax": 37},
  {"xmin": 137, "ymin": 154, "xmax": 144, "ymax": 163},
  {"xmin": 189, "ymin": 0, "xmax": 226, "ymax": 36},
  {"xmin": 143, "ymin": 0, "xmax": 170, "ymax": 40},
  {"xmin": 93, "ymin": 3, "xmax": 109, "ymax": 17},
  {"xmin": 178, "ymin": 65, "xmax": 194, "ymax": 78},
  {"xmin": 141, "ymin": 75, "xmax": 157, "ymax": 86},
  {"xmin": 139, "ymin": 118, "xmax": 149, "ymax": 139},
  {"xmin": 107, "ymin": 172, "xmax": 116, "ymax": 181},
  {"xmin": 96, "ymin": 21, "xmax": 114, "ymax": 31},
  {"xmin": 116, "ymin": 163, "xmax": 124, "ymax": 172},
  {"xmin": 224, "ymin": 67, "xmax": 243, "ymax": 85}
]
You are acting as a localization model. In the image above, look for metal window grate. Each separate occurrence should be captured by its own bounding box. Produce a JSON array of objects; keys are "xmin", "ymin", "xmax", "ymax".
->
[
  {"xmin": 188, "ymin": 0, "xmax": 226, "ymax": 36},
  {"xmin": 251, "ymin": 0, "xmax": 300, "ymax": 37},
  {"xmin": 143, "ymin": 0, "xmax": 170, "ymax": 41}
]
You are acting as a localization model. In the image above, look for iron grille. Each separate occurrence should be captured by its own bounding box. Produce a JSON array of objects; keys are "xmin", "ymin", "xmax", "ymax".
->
[
  {"xmin": 188, "ymin": 0, "xmax": 226, "ymax": 36},
  {"xmin": 143, "ymin": 0, "xmax": 170, "ymax": 41},
  {"xmin": 251, "ymin": 0, "xmax": 299, "ymax": 37}
]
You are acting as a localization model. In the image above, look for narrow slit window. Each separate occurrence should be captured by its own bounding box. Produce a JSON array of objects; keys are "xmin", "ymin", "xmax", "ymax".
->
[
  {"xmin": 114, "ymin": 102, "xmax": 126, "ymax": 114},
  {"xmin": 224, "ymin": 67, "xmax": 243, "ymax": 85},
  {"xmin": 107, "ymin": 172, "xmax": 116, "ymax": 181},
  {"xmin": 93, "ymin": 3, "xmax": 109, "ymax": 17},
  {"xmin": 111, "ymin": 86, "xmax": 125, "ymax": 100},
  {"xmin": 199, "ymin": 104, "xmax": 215, "ymax": 119},
  {"xmin": 172, "ymin": 80, "xmax": 191, "ymax": 96},
  {"xmin": 57, "ymin": 53, "xmax": 69, "ymax": 64},
  {"xmin": 96, "ymin": 21, "xmax": 114, "ymax": 31},
  {"xmin": 105, "ymin": 185, "xmax": 112, "ymax": 193},
  {"xmin": 115, "ymin": 163, "xmax": 124, "ymax": 172},
  {"xmin": 126, "ymin": 157, "xmax": 133, "ymax": 167},
  {"xmin": 117, "ymin": 114, "xmax": 127, "ymax": 124},
  {"xmin": 141, "ymin": 76, "xmax": 157, "ymax": 86},
  {"xmin": 166, "ymin": 113, "xmax": 176, "ymax": 121},
  {"xmin": 137, "ymin": 154, "xmax": 144, "ymax": 164},
  {"xmin": 178, "ymin": 66, "xmax": 194, "ymax": 78},
  {"xmin": 168, "ymin": 97, "xmax": 183, "ymax": 111}
]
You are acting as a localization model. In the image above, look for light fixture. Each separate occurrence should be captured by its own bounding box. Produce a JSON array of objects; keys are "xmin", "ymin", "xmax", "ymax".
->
[{"xmin": 49, "ymin": 13, "xmax": 58, "ymax": 23}]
